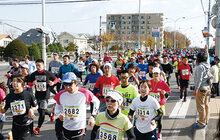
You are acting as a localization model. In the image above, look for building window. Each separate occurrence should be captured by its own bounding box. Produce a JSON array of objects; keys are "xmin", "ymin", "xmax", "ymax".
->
[
  {"xmin": 141, "ymin": 16, "xmax": 145, "ymax": 19},
  {"xmin": 132, "ymin": 32, "xmax": 135, "ymax": 34},
  {"xmin": 128, "ymin": 31, "xmax": 130, "ymax": 34},
  {"xmin": 122, "ymin": 21, "xmax": 126, "ymax": 24},
  {"xmin": 148, "ymin": 16, "xmax": 151, "ymax": 19},
  {"xmin": 141, "ymin": 26, "xmax": 145, "ymax": 29},
  {"xmin": 142, "ymin": 31, "xmax": 145, "ymax": 34},
  {"xmin": 127, "ymin": 26, "xmax": 131, "ymax": 29},
  {"xmin": 147, "ymin": 31, "xmax": 150, "ymax": 34},
  {"xmin": 119, "ymin": 17, "xmax": 121, "ymax": 20},
  {"xmin": 122, "ymin": 31, "xmax": 125, "ymax": 34},
  {"xmin": 147, "ymin": 26, "xmax": 150, "ymax": 29},
  {"xmin": 108, "ymin": 16, "xmax": 111, "ymax": 20},
  {"xmin": 63, "ymin": 40, "xmax": 69, "ymax": 44},
  {"xmin": 122, "ymin": 16, "xmax": 125, "ymax": 19},
  {"xmin": 141, "ymin": 21, "xmax": 145, "ymax": 24},
  {"xmin": 127, "ymin": 16, "xmax": 131, "ymax": 19},
  {"xmin": 147, "ymin": 21, "xmax": 151, "ymax": 24},
  {"xmin": 127, "ymin": 21, "xmax": 131, "ymax": 24}
]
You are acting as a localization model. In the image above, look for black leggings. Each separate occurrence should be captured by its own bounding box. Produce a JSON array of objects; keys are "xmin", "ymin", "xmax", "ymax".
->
[
  {"xmin": 175, "ymin": 73, "xmax": 180, "ymax": 86},
  {"xmin": 79, "ymin": 72, "xmax": 83, "ymax": 82},
  {"xmin": 38, "ymin": 108, "xmax": 51, "ymax": 128},
  {"xmin": 157, "ymin": 118, "xmax": 162, "ymax": 133},
  {"xmin": 12, "ymin": 123, "xmax": 31, "ymax": 140},
  {"xmin": 55, "ymin": 118, "xmax": 64, "ymax": 140},
  {"xmin": 180, "ymin": 87, "xmax": 188, "ymax": 98}
]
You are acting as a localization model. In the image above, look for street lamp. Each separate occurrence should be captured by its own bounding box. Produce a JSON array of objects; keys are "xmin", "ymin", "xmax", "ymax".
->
[{"xmin": 165, "ymin": 17, "xmax": 185, "ymax": 50}]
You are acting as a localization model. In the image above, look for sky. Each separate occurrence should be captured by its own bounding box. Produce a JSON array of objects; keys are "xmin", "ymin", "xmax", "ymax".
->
[{"xmin": 0, "ymin": 0, "xmax": 216, "ymax": 48}]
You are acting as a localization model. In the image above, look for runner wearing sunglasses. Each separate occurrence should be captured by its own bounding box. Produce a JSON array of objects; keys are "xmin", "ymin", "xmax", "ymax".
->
[
  {"xmin": 91, "ymin": 90, "xmax": 135, "ymax": 140},
  {"xmin": 54, "ymin": 72, "xmax": 100, "ymax": 140}
]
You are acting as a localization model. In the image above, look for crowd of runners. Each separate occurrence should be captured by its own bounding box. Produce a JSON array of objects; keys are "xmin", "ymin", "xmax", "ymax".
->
[{"xmin": 0, "ymin": 46, "xmax": 219, "ymax": 140}]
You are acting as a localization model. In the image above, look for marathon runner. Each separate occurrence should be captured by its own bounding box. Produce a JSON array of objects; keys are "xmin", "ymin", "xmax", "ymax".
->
[
  {"xmin": 91, "ymin": 90, "xmax": 135, "ymax": 140},
  {"xmin": 0, "ymin": 77, "xmax": 38, "ymax": 139},
  {"xmin": 54, "ymin": 72, "xmax": 100, "ymax": 140},
  {"xmin": 129, "ymin": 80, "xmax": 163, "ymax": 140}
]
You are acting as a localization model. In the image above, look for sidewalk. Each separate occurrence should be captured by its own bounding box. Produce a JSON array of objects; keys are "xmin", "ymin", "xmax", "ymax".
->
[{"xmin": 193, "ymin": 96, "xmax": 220, "ymax": 140}]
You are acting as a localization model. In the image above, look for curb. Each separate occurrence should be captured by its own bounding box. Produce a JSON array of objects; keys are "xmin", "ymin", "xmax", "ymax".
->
[{"xmin": 193, "ymin": 111, "xmax": 206, "ymax": 140}]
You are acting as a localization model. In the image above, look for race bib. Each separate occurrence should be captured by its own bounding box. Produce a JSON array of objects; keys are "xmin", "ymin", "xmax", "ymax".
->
[
  {"xmin": 63, "ymin": 106, "xmax": 80, "ymax": 121},
  {"xmin": 139, "ymin": 71, "xmax": 146, "ymax": 77},
  {"xmin": 78, "ymin": 65, "xmax": 84, "ymax": 72},
  {"xmin": 51, "ymin": 67, "xmax": 59, "ymax": 74},
  {"xmin": 99, "ymin": 127, "xmax": 118, "ymax": 140},
  {"xmin": 150, "ymin": 92, "xmax": 161, "ymax": 102},
  {"xmin": 10, "ymin": 100, "xmax": 26, "ymax": 116},
  {"xmin": 103, "ymin": 86, "xmax": 113, "ymax": 96},
  {"xmin": 36, "ymin": 82, "xmax": 47, "ymax": 91},
  {"xmin": 89, "ymin": 83, "xmax": 95, "ymax": 90},
  {"xmin": 120, "ymin": 101, "xmax": 129, "ymax": 111},
  {"xmin": 116, "ymin": 66, "xmax": 121, "ymax": 70},
  {"xmin": 182, "ymin": 69, "xmax": 189, "ymax": 76},
  {"xmin": 137, "ymin": 107, "xmax": 150, "ymax": 120}
]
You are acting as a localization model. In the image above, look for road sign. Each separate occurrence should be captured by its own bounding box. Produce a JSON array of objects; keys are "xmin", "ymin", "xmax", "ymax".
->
[
  {"xmin": 135, "ymin": 42, "xmax": 138, "ymax": 47},
  {"xmin": 152, "ymin": 26, "xmax": 160, "ymax": 37}
]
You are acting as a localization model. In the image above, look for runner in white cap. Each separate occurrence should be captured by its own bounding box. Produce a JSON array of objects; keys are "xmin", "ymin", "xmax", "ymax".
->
[{"xmin": 91, "ymin": 90, "xmax": 135, "ymax": 140}]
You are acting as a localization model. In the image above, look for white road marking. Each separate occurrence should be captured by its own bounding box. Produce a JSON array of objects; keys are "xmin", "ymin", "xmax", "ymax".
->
[{"xmin": 169, "ymin": 97, "xmax": 191, "ymax": 119}]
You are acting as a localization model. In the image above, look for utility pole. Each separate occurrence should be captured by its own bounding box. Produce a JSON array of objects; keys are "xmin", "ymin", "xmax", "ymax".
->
[
  {"xmin": 215, "ymin": 0, "xmax": 220, "ymax": 56},
  {"xmin": 138, "ymin": 0, "xmax": 141, "ymax": 51},
  {"xmin": 42, "ymin": 0, "xmax": 46, "ymax": 68},
  {"xmin": 207, "ymin": 0, "xmax": 211, "ymax": 49},
  {"xmin": 99, "ymin": 16, "xmax": 102, "ymax": 59}
]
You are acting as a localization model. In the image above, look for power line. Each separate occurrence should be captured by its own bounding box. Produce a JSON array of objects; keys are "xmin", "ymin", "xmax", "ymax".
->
[
  {"xmin": 200, "ymin": 0, "xmax": 206, "ymax": 14},
  {"xmin": 0, "ymin": 0, "xmax": 108, "ymax": 5}
]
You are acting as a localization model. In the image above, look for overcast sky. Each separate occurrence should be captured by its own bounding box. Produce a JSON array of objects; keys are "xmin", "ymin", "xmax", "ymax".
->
[{"xmin": 0, "ymin": 0, "xmax": 216, "ymax": 48}]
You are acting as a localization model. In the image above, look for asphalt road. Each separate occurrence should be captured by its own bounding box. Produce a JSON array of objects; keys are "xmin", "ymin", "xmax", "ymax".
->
[{"xmin": 0, "ymin": 58, "xmax": 216, "ymax": 140}]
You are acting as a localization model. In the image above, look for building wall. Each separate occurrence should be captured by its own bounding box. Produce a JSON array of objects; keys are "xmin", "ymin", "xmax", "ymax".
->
[
  {"xmin": 58, "ymin": 33, "xmax": 74, "ymax": 47},
  {"xmin": 0, "ymin": 37, "xmax": 12, "ymax": 48},
  {"xmin": 58, "ymin": 33, "xmax": 88, "ymax": 53},
  {"xmin": 106, "ymin": 13, "xmax": 163, "ymax": 50}
]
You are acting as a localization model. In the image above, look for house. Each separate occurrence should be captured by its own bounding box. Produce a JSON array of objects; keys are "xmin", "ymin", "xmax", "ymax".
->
[
  {"xmin": 58, "ymin": 32, "xmax": 89, "ymax": 53},
  {"xmin": 0, "ymin": 34, "xmax": 13, "ymax": 48},
  {"xmin": 17, "ymin": 29, "xmax": 42, "ymax": 45}
]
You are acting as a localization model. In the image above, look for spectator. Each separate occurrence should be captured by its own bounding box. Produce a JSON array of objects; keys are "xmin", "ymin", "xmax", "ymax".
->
[{"xmin": 193, "ymin": 52, "xmax": 211, "ymax": 129}]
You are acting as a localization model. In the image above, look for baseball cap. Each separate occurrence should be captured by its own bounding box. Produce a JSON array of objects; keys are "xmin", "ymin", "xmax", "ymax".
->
[
  {"xmin": 92, "ymin": 59, "xmax": 98, "ymax": 63},
  {"xmin": 105, "ymin": 90, "xmax": 123, "ymax": 105},
  {"xmin": 104, "ymin": 63, "xmax": 112, "ymax": 69},
  {"xmin": 152, "ymin": 67, "xmax": 161, "ymax": 74},
  {"xmin": 21, "ymin": 64, "xmax": 29, "ymax": 69},
  {"xmin": 62, "ymin": 72, "xmax": 77, "ymax": 83}
]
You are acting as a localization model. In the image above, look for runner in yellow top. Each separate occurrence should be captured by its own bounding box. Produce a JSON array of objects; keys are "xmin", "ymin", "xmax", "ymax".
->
[
  {"xmin": 115, "ymin": 70, "xmax": 138, "ymax": 116},
  {"xmin": 91, "ymin": 90, "xmax": 135, "ymax": 140}
]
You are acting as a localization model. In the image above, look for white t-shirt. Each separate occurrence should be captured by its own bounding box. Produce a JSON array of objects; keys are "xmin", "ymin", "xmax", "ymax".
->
[
  {"xmin": 54, "ymin": 88, "xmax": 100, "ymax": 131},
  {"xmin": 130, "ymin": 95, "xmax": 160, "ymax": 133},
  {"xmin": 77, "ymin": 61, "xmax": 85, "ymax": 72}
]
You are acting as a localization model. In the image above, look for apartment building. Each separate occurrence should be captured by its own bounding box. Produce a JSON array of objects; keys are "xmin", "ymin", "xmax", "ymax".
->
[{"xmin": 106, "ymin": 13, "xmax": 163, "ymax": 49}]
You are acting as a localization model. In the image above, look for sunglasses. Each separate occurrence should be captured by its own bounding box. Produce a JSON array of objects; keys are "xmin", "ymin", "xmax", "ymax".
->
[
  {"xmin": 106, "ymin": 98, "xmax": 117, "ymax": 103},
  {"xmin": 53, "ymin": 54, "xmax": 58, "ymax": 56},
  {"xmin": 63, "ymin": 82, "xmax": 73, "ymax": 86}
]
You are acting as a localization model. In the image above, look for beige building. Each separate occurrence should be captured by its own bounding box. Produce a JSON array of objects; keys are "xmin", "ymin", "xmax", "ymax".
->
[
  {"xmin": 0, "ymin": 34, "xmax": 13, "ymax": 48},
  {"xmin": 106, "ymin": 13, "xmax": 163, "ymax": 50},
  {"xmin": 58, "ymin": 32, "xmax": 89, "ymax": 53}
]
